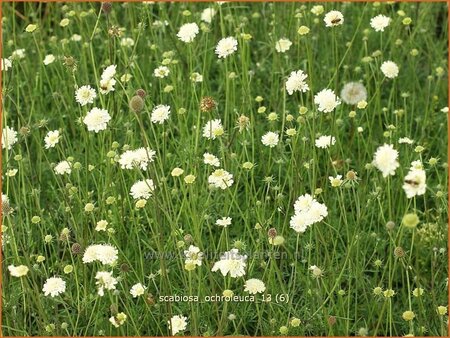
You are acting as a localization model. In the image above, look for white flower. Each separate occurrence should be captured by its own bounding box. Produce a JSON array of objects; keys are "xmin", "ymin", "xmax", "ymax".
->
[
  {"xmin": 340, "ymin": 82, "xmax": 367, "ymax": 105},
  {"xmin": 54, "ymin": 161, "xmax": 72, "ymax": 175},
  {"xmin": 130, "ymin": 179, "xmax": 155, "ymax": 199},
  {"xmin": 314, "ymin": 89, "xmax": 341, "ymax": 113},
  {"xmin": 286, "ymin": 70, "xmax": 309, "ymax": 95},
  {"xmin": 275, "ymin": 38, "xmax": 292, "ymax": 53},
  {"xmin": 99, "ymin": 77, "xmax": 116, "ymax": 94},
  {"xmin": 208, "ymin": 169, "xmax": 234, "ymax": 189},
  {"xmin": 201, "ymin": 7, "xmax": 216, "ymax": 23},
  {"xmin": 11, "ymin": 48, "xmax": 25, "ymax": 60},
  {"xmin": 191, "ymin": 72, "xmax": 203, "ymax": 82},
  {"xmin": 154, "ymin": 66, "xmax": 170, "ymax": 78},
  {"xmin": 42, "ymin": 277, "xmax": 66, "ymax": 297},
  {"xmin": 380, "ymin": 61, "xmax": 399, "ymax": 79},
  {"xmin": 311, "ymin": 5, "xmax": 324, "ymax": 16},
  {"xmin": 184, "ymin": 245, "xmax": 204, "ymax": 266},
  {"xmin": 75, "ymin": 85, "xmax": 97, "ymax": 106},
  {"xmin": 95, "ymin": 271, "xmax": 118, "ymax": 296},
  {"xmin": 244, "ymin": 278, "xmax": 266, "ymax": 294},
  {"xmin": 82, "ymin": 244, "xmax": 118, "ymax": 265},
  {"xmin": 71, "ymin": 34, "xmax": 82, "ymax": 42},
  {"xmin": 2, "ymin": 126, "xmax": 18, "ymax": 150},
  {"xmin": 43, "ymin": 54, "xmax": 55, "ymax": 65},
  {"xmin": 373, "ymin": 144, "xmax": 399, "ymax": 177},
  {"xmin": 168, "ymin": 315, "xmax": 188, "ymax": 335},
  {"xmin": 212, "ymin": 248, "xmax": 247, "ymax": 278},
  {"xmin": 121, "ymin": 37, "xmax": 135, "ymax": 47},
  {"xmin": 8, "ymin": 264, "xmax": 29, "ymax": 277},
  {"xmin": 177, "ymin": 23, "xmax": 199, "ymax": 43},
  {"xmin": 130, "ymin": 283, "xmax": 147, "ymax": 298},
  {"xmin": 403, "ymin": 167, "xmax": 426, "ymax": 198},
  {"xmin": 290, "ymin": 194, "xmax": 328, "ymax": 233},
  {"xmin": 110, "ymin": 313, "xmax": 127, "ymax": 328},
  {"xmin": 83, "ymin": 107, "xmax": 111, "ymax": 132},
  {"xmin": 370, "ymin": 14, "xmax": 391, "ymax": 32},
  {"xmin": 151, "ymin": 105, "xmax": 171, "ymax": 124},
  {"xmin": 101, "ymin": 65, "xmax": 117, "ymax": 81},
  {"xmin": 1, "ymin": 58, "xmax": 12, "ymax": 71},
  {"xmin": 399, "ymin": 137, "xmax": 414, "ymax": 145},
  {"xmin": 44, "ymin": 130, "xmax": 60, "ymax": 149},
  {"xmin": 95, "ymin": 220, "xmax": 108, "ymax": 231},
  {"xmin": 203, "ymin": 152, "xmax": 220, "ymax": 167},
  {"xmin": 324, "ymin": 10, "xmax": 344, "ymax": 27},
  {"xmin": 215, "ymin": 37, "xmax": 238, "ymax": 58},
  {"xmin": 119, "ymin": 147, "xmax": 156, "ymax": 170},
  {"xmin": 216, "ymin": 216, "xmax": 232, "ymax": 227},
  {"xmin": 329, "ymin": 175, "xmax": 343, "ymax": 187},
  {"xmin": 202, "ymin": 119, "xmax": 224, "ymax": 139},
  {"xmin": 315, "ymin": 135, "xmax": 336, "ymax": 149},
  {"xmin": 261, "ymin": 132, "xmax": 279, "ymax": 148}
]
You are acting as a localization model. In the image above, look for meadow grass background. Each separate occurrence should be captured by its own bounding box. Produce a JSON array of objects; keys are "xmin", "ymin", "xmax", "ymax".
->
[{"xmin": 1, "ymin": 1, "xmax": 449, "ymax": 336}]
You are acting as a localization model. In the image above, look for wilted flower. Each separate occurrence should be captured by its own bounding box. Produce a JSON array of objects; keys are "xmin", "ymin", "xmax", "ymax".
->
[{"xmin": 340, "ymin": 82, "xmax": 367, "ymax": 105}]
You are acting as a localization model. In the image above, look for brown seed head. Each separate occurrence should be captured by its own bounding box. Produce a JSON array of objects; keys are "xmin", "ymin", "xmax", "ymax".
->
[{"xmin": 200, "ymin": 96, "xmax": 216, "ymax": 112}]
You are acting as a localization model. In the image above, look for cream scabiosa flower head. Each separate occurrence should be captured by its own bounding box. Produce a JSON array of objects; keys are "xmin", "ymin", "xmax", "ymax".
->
[
  {"xmin": 151, "ymin": 104, "xmax": 171, "ymax": 124},
  {"xmin": 373, "ymin": 144, "xmax": 399, "ymax": 177},
  {"xmin": 169, "ymin": 315, "xmax": 188, "ymax": 335},
  {"xmin": 212, "ymin": 248, "xmax": 247, "ymax": 278},
  {"xmin": 324, "ymin": 10, "xmax": 344, "ymax": 27},
  {"xmin": 244, "ymin": 278, "xmax": 266, "ymax": 294},
  {"xmin": 75, "ymin": 85, "xmax": 97, "ymax": 106},
  {"xmin": 261, "ymin": 131, "xmax": 279, "ymax": 148},
  {"xmin": 177, "ymin": 23, "xmax": 199, "ymax": 43},
  {"xmin": 286, "ymin": 70, "xmax": 309, "ymax": 95},
  {"xmin": 54, "ymin": 160, "xmax": 72, "ymax": 175},
  {"xmin": 201, "ymin": 7, "xmax": 216, "ymax": 23},
  {"xmin": 314, "ymin": 89, "xmax": 341, "ymax": 112},
  {"xmin": 370, "ymin": 14, "xmax": 391, "ymax": 32},
  {"xmin": 44, "ymin": 130, "xmax": 60, "ymax": 149},
  {"xmin": 82, "ymin": 244, "xmax": 118, "ymax": 265},
  {"xmin": 43, "ymin": 277, "xmax": 66, "ymax": 297},
  {"xmin": 130, "ymin": 179, "xmax": 155, "ymax": 199},
  {"xmin": 315, "ymin": 135, "xmax": 336, "ymax": 149},
  {"xmin": 215, "ymin": 37, "xmax": 238, "ymax": 58},
  {"xmin": 8, "ymin": 264, "xmax": 29, "ymax": 277},
  {"xmin": 202, "ymin": 119, "xmax": 224, "ymax": 139},
  {"xmin": 83, "ymin": 107, "xmax": 111, "ymax": 132},
  {"xmin": 130, "ymin": 283, "xmax": 146, "ymax": 298},
  {"xmin": 208, "ymin": 169, "xmax": 234, "ymax": 189},
  {"xmin": 403, "ymin": 162, "xmax": 426, "ymax": 198},
  {"xmin": 380, "ymin": 61, "xmax": 399, "ymax": 79},
  {"xmin": 2, "ymin": 126, "xmax": 18, "ymax": 150},
  {"xmin": 275, "ymin": 38, "xmax": 292, "ymax": 53}
]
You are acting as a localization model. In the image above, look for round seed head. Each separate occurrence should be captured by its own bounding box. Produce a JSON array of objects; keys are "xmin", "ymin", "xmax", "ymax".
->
[
  {"xmin": 136, "ymin": 89, "xmax": 146, "ymax": 98},
  {"xmin": 200, "ymin": 96, "xmax": 216, "ymax": 112},
  {"xmin": 129, "ymin": 95, "xmax": 144, "ymax": 113}
]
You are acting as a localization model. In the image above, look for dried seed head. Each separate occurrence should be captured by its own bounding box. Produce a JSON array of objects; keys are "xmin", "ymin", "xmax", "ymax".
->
[
  {"xmin": 108, "ymin": 25, "xmax": 122, "ymax": 37},
  {"xmin": 71, "ymin": 243, "xmax": 82, "ymax": 254},
  {"xmin": 146, "ymin": 293, "xmax": 155, "ymax": 305},
  {"xmin": 19, "ymin": 126, "xmax": 30, "ymax": 136},
  {"xmin": 101, "ymin": 2, "xmax": 112, "ymax": 14},
  {"xmin": 109, "ymin": 304, "xmax": 118, "ymax": 315},
  {"xmin": 394, "ymin": 246, "xmax": 405, "ymax": 258},
  {"xmin": 120, "ymin": 263, "xmax": 130, "ymax": 272},
  {"xmin": 129, "ymin": 95, "xmax": 144, "ymax": 113},
  {"xmin": 136, "ymin": 89, "xmax": 146, "ymax": 98},
  {"xmin": 63, "ymin": 56, "xmax": 76, "ymax": 68},
  {"xmin": 1, "ymin": 199, "xmax": 13, "ymax": 216},
  {"xmin": 346, "ymin": 170, "xmax": 357, "ymax": 181},
  {"xmin": 385, "ymin": 221, "xmax": 396, "ymax": 231},
  {"xmin": 183, "ymin": 234, "xmax": 193, "ymax": 243},
  {"xmin": 237, "ymin": 115, "xmax": 250, "ymax": 132},
  {"xmin": 327, "ymin": 316, "xmax": 337, "ymax": 326},
  {"xmin": 200, "ymin": 96, "xmax": 216, "ymax": 112},
  {"xmin": 268, "ymin": 228, "xmax": 277, "ymax": 239}
]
